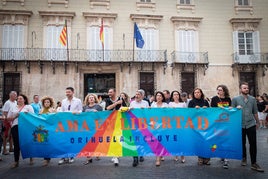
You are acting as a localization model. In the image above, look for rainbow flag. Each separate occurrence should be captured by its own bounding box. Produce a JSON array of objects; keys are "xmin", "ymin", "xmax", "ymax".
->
[{"xmin": 100, "ymin": 18, "xmax": 104, "ymax": 49}]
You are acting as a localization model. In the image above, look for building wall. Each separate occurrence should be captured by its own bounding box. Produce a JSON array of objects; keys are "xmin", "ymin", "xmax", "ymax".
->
[{"xmin": 0, "ymin": 0, "xmax": 268, "ymax": 104}]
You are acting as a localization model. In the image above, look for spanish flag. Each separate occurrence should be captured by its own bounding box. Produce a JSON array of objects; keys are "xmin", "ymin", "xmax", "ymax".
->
[
  {"xmin": 59, "ymin": 21, "xmax": 67, "ymax": 46},
  {"xmin": 100, "ymin": 18, "xmax": 104, "ymax": 48}
]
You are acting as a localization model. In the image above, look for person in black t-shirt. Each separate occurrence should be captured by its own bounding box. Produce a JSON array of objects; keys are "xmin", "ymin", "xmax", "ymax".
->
[{"xmin": 211, "ymin": 84, "xmax": 232, "ymax": 169}]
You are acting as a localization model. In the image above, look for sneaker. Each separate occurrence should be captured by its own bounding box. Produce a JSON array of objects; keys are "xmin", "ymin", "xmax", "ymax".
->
[
  {"xmin": 251, "ymin": 163, "xmax": 264, "ymax": 172},
  {"xmin": 133, "ymin": 157, "xmax": 139, "ymax": 167},
  {"xmin": 69, "ymin": 157, "xmax": 74, "ymax": 163},
  {"xmin": 241, "ymin": 158, "xmax": 247, "ymax": 166},
  {"xmin": 113, "ymin": 157, "xmax": 119, "ymax": 166},
  {"xmin": 58, "ymin": 158, "xmax": 65, "ymax": 165},
  {"xmin": 223, "ymin": 161, "xmax": 229, "ymax": 169}
]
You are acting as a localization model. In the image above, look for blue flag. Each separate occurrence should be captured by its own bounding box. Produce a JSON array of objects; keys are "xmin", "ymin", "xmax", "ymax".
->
[{"xmin": 134, "ymin": 22, "xmax": 144, "ymax": 48}]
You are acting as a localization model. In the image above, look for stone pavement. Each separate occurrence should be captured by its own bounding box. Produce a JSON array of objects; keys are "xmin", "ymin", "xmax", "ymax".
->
[{"xmin": 0, "ymin": 129, "xmax": 267, "ymax": 179}]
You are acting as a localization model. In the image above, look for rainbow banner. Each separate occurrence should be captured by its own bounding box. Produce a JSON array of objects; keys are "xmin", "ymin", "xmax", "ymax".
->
[{"xmin": 18, "ymin": 108, "xmax": 242, "ymax": 159}]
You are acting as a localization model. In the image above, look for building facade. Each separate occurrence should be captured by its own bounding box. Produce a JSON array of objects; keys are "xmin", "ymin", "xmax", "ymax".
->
[{"xmin": 0, "ymin": 0, "xmax": 267, "ymax": 104}]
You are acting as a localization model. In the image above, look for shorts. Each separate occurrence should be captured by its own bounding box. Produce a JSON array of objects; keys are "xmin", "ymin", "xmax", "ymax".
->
[
  {"xmin": 3, "ymin": 120, "xmax": 11, "ymax": 138},
  {"xmin": 258, "ymin": 112, "xmax": 267, "ymax": 121}
]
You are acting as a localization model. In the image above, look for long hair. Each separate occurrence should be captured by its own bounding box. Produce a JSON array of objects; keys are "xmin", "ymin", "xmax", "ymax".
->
[
  {"xmin": 192, "ymin": 87, "xmax": 205, "ymax": 100},
  {"xmin": 154, "ymin": 91, "xmax": 165, "ymax": 102},
  {"xmin": 217, "ymin": 84, "xmax": 230, "ymax": 98},
  {"xmin": 84, "ymin": 93, "xmax": 99, "ymax": 105},
  {"xmin": 170, "ymin": 90, "xmax": 183, "ymax": 102},
  {"xmin": 19, "ymin": 94, "xmax": 29, "ymax": 105}
]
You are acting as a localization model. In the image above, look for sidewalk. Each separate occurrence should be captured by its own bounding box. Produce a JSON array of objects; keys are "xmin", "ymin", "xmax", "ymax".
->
[{"xmin": 0, "ymin": 129, "xmax": 267, "ymax": 179}]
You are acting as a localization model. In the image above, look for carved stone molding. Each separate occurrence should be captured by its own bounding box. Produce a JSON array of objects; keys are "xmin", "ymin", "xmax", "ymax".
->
[
  {"xmin": 2, "ymin": 0, "xmax": 24, "ymax": 6},
  {"xmin": 136, "ymin": 1, "xmax": 156, "ymax": 11},
  {"xmin": 89, "ymin": 0, "xmax": 110, "ymax": 10},
  {"xmin": 130, "ymin": 14, "xmax": 163, "ymax": 29},
  {"xmin": 176, "ymin": 4, "xmax": 195, "ymax": 13},
  {"xmin": 170, "ymin": 16, "xmax": 202, "ymax": 31},
  {"xmin": 48, "ymin": 0, "xmax": 69, "ymax": 8},
  {"xmin": 234, "ymin": 0, "xmax": 253, "ymax": 15},
  {"xmin": 0, "ymin": 10, "xmax": 32, "ymax": 25},
  {"xmin": 230, "ymin": 18, "xmax": 262, "ymax": 31},
  {"xmin": 39, "ymin": 11, "xmax": 75, "ymax": 26},
  {"xmin": 83, "ymin": 12, "xmax": 117, "ymax": 27}
]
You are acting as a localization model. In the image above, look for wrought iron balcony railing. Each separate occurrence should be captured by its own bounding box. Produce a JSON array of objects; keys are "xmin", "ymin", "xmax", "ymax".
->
[
  {"xmin": 0, "ymin": 48, "xmax": 167, "ymax": 62},
  {"xmin": 232, "ymin": 52, "xmax": 268, "ymax": 64},
  {"xmin": 171, "ymin": 51, "xmax": 208, "ymax": 64}
]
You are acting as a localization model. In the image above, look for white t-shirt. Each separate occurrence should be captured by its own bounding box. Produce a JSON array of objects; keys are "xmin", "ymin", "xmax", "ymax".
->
[
  {"xmin": 2, "ymin": 100, "xmax": 17, "ymax": 113},
  {"xmin": 168, "ymin": 102, "xmax": 187, "ymax": 108},
  {"xmin": 151, "ymin": 102, "xmax": 168, "ymax": 108},
  {"xmin": 7, "ymin": 105, "xmax": 34, "ymax": 127},
  {"xmin": 130, "ymin": 100, "xmax": 149, "ymax": 108}
]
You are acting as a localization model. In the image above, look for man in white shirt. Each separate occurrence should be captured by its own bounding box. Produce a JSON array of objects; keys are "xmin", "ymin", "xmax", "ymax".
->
[
  {"xmin": 2, "ymin": 91, "xmax": 17, "ymax": 155},
  {"xmin": 58, "ymin": 87, "xmax": 82, "ymax": 165},
  {"xmin": 129, "ymin": 89, "xmax": 149, "ymax": 167}
]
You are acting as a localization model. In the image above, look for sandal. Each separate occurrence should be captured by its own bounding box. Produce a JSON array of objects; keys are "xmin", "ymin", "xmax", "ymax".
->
[
  {"xmin": 160, "ymin": 156, "xmax": 165, "ymax": 161},
  {"xmin": 155, "ymin": 157, "xmax": 161, "ymax": 167},
  {"xmin": 181, "ymin": 156, "xmax": 185, "ymax": 163},
  {"xmin": 29, "ymin": 158, "xmax": 34, "ymax": 165},
  {"xmin": 198, "ymin": 158, "xmax": 203, "ymax": 165},
  {"xmin": 83, "ymin": 158, "xmax": 93, "ymax": 165},
  {"xmin": 11, "ymin": 162, "xmax": 19, "ymax": 168},
  {"xmin": 42, "ymin": 160, "xmax": 49, "ymax": 167}
]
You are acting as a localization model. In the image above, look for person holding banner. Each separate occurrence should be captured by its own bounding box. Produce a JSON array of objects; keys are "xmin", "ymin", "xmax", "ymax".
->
[
  {"xmin": 129, "ymin": 89, "xmax": 149, "ymax": 167},
  {"xmin": 105, "ymin": 88, "xmax": 124, "ymax": 166},
  {"xmin": 6, "ymin": 94, "xmax": 34, "ymax": 168},
  {"xmin": 169, "ymin": 90, "xmax": 187, "ymax": 163},
  {"xmin": 188, "ymin": 88, "xmax": 210, "ymax": 166},
  {"xmin": 232, "ymin": 82, "xmax": 264, "ymax": 172},
  {"xmin": 211, "ymin": 85, "xmax": 232, "ymax": 169},
  {"xmin": 58, "ymin": 87, "xmax": 82, "ymax": 165},
  {"xmin": 82, "ymin": 93, "xmax": 103, "ymax": 165},
  {"xmin": 40, "ymin": 96, "xmax": 56, "ymax": 166},
  {"xmin": 151, "ymin": 91, "xmax": 168, "ymax": 166}
]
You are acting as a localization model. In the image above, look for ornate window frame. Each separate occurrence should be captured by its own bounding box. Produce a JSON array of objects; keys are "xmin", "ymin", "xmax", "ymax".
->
[
  {"xmin": 234, "ymin": 0, "xmax": 253, "ymax": 15},
  {"xmin": 47, "ymin": 0, "xmax": 69, "ymax": 8},
  {"xmin": 136, "ymin": 0, "xmax": 156, "ymax": 11},
  {"xmin": 176, "ymin": 0, "xmax": 195, "ymax": 13},
  {"xmin": 2, "ymin": 0, "xmax": 25, "ymax": 6},
  {"xmin": 230, "ymin": 18, "xmax": 262, "ymax": 32},
  {"xmin": 89, "ymin": 0, "xmax": 110, "ymax": 10},
  {"xmin": 170, "ymin": 16, "xmax": 202, "ymax": 31}
]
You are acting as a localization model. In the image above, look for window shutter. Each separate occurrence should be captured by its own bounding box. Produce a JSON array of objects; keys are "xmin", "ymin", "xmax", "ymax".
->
[
  {"xmin": 253, "ymin": 31, "xmax": 260, "ymax": 53},
  {"xmin": 232, "ymin": 31, "xmax": 238, "ymax": 53}
]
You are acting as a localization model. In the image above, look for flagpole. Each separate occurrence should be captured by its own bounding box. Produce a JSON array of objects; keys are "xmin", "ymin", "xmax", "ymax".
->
[
  {"xmin": 65, "ymin": 19, "xmax": 69, "ymax": 61},
  {"xmin": 100, "ymin": 18, "xmax": 104, "ymax": 61},
  {"xmin": 132, "ymin": 22, "xmax": 135, "ymax": 61}
]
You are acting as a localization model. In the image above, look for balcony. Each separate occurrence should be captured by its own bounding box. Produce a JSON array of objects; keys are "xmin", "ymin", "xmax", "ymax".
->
[
  {"xmin": 170, "ymin": 51, "xmax": 209, "ymax": 75},
  {"xmin": 231, "ymin": 52, "xmax": 268, "ymax": 76},
  {"xmin": 232, "ymin": 52, "xmax": 268, "ymax": 64},
  {"xmin": 0, "ymin": 48, "xmax": 167, "ymax": 62}
]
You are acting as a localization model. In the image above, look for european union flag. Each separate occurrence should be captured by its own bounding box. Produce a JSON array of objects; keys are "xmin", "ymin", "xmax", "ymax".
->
[{"xmin": 134, "ymin": 22, "xmax": 144, "ymax": 48}]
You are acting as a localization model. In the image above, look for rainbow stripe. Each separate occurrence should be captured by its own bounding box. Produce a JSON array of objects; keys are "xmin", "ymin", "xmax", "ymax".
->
[{"xmin": 77, "ymin": 110, "xmax": 171, "ymax": 157}]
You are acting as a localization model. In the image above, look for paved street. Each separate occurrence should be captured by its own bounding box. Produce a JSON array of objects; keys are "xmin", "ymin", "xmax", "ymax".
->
[{"xmin": 0, "ymin": 129, "xmax": 267, "ymax": 179}]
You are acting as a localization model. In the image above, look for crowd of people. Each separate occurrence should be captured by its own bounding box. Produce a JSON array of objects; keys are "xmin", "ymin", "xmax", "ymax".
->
[{"xmin": 0, "ymin": 82, "xmax": 267, "ymax": 172}]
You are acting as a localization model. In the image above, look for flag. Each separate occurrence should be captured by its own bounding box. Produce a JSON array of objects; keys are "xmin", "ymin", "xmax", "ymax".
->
[
  {"xmin": 100, "ymin": 18, "xmax": 104, "ymax": 48},
  {"xmin": 59, "ymin": 21, "xmax": 67, "ymax": 46},
  {"xmin": 134, "ymin": 22, "xmax": 144, "ymax": 48}
]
